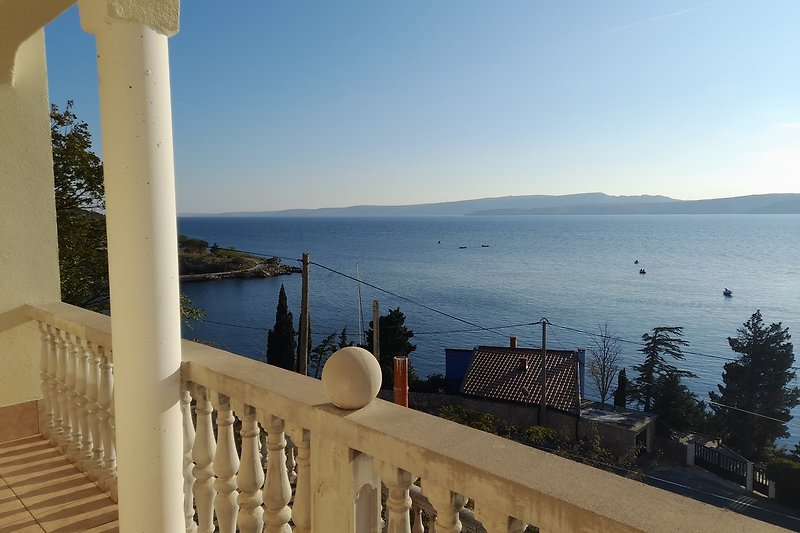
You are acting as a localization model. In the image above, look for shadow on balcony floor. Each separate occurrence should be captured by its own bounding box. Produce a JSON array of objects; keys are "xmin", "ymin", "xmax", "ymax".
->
[{"xmin": 0, "ymin": 435, "xmax": 118, "ymax": 532}]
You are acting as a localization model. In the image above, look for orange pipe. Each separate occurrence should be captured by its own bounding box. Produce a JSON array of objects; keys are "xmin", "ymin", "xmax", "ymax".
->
[{"xmin": 393, "ymin": 356, "xmax": 409, "ymax": 407}]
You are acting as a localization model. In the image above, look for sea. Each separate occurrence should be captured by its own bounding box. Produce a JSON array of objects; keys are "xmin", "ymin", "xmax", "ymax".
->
[{"xmin": 178, "ymin": 214, "xmax": 800, "ymax": 446}]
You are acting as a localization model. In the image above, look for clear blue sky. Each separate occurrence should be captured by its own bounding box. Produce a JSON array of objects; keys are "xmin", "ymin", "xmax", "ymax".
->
[{"xmin": 45, "ymin": 1, "xmax": 800, "ymax": 214}]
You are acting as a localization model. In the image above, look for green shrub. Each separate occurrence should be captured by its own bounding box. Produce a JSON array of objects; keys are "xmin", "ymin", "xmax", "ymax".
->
[{"xmin": 765, "ymin": 457, "xmax": 800, "ymax": 508}]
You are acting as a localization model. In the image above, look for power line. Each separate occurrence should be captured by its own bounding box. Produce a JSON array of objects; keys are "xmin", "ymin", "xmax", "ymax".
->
[
  {"xmin": 415, "ymin": 321, "xmax": 540, "ymax": 336},
  {"xmin": 308, "ymin": 260, "xmax": 510, "ymax": 338}
]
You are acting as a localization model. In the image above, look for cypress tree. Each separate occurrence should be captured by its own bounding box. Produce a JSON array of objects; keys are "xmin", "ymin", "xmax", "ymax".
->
[
  {"xmin": 613, "ymin": 369, "xmax": 628, "ymax": 408},
  {"xmin": 266, "ymin": 284, "xmax": 297, "ymax": 370}
]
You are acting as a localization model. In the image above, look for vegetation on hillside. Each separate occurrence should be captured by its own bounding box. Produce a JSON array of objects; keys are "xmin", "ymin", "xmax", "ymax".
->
[{"xmin": 52, "ymin": 101, "xmax": 204, "ymax": 322}]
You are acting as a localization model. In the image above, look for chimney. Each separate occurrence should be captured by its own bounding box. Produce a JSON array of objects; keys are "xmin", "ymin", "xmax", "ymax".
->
[
  {"xmin": 510, "ymin": 336, "xmax": 518, "ymax": 349},
  {"xmin": 394, "ymin": 356, "xmax": 409, "ymax": 407},
  {"xmin": 518, "ymin": 357, "xmax": 528, "ymax": 372}
]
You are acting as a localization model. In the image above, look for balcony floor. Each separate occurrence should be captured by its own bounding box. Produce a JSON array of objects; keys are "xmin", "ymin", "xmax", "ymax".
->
[{"xmin": 0, "ymin": 435, "xmax": 118, "ymax": 532}]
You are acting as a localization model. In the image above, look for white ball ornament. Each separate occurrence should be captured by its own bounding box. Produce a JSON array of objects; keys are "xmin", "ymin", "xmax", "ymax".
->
[{"xmin": 322, "ymin": 347, "xmax": 382, "ymax": 409}]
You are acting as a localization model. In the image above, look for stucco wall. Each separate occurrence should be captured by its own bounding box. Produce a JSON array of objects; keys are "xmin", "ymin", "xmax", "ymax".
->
[{"xmin": 0, "ymin": 29, "xmax": 61, "ymax": 407}]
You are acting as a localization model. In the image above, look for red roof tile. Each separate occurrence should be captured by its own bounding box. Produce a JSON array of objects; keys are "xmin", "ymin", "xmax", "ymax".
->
[{"xmin": 460, "ymin": 346, "xmax": 580, "ymax": 414}]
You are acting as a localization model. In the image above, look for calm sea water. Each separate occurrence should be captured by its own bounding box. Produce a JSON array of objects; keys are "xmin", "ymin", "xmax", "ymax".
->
[{"xmin": 178, "ymin": 215, "xmax": 800, "ymax": 444}]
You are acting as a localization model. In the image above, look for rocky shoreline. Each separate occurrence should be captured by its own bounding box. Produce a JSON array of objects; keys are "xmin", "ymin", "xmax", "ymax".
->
[{"xmin": 180, "ymin": 261, "xmax": 301, "ymax": 283}]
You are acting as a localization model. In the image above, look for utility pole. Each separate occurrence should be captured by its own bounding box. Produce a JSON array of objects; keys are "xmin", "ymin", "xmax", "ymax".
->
[
  {"xmin": 298, "ymin": 252, "xmax": 309, "ymax": 377},
  {"xmin": 372, "ymin": 300, "xmax": 380, "ymax": 362},
  {"xmin": 540, "ymin": 319, "xmax": 548, "ymax": 425}
]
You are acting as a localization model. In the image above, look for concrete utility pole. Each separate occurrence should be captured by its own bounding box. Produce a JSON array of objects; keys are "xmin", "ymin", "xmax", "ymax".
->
[
  {"xmin": 372, "ymin": 300, "xmax": 380, "ymax": 362},
  {"xmin": 540, "ymin": 320, "xmax": 548, "ymax": 425},
  {"xmin": 298, "ymin": 253, "xmax": 309, "ymax": 376}
]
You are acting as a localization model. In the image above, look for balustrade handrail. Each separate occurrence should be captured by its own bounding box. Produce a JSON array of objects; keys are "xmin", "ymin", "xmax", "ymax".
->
[
  {"xmin": 25, "ymin": 302, "xmax": 113, "ymax": 355},
  {"xmin": 181, "ymin": 339, "xmax": 770, "ymax": 533},
  {"xmin": 22, "ymin": 301, "xmax": 784, "ymax": 533}
]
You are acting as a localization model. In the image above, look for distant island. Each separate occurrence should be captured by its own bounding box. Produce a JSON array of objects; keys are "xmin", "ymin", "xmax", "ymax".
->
[
  {"xmin": 185, "ymin": 192, "xmax": 800, "ymax": 217},
  {"xmin": 178, "ymin": 235, "xmax": 300, "ymax": 282}
]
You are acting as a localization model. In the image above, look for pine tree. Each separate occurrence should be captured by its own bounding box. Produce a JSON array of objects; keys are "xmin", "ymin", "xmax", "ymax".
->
[
  {"xmin": 613, "ymin": 369, "xmax": 628, "ymax": 408},
  {"xmin": 710, "ymin": 310, "xmax": 799, "ymax": 460},
  {"xmin": 651, "ymin": 371, "xmax": 707, "ymax": 434},
  {"xmin": 266, "ymin": 285, "xmax": 297, "ymax": 370},
  {"xmin": 365, "ymin": 308, "xmax": 416, "ymax": 389},
  {"xmin": 338, "ymin": 327, "xmax": 352, "ymax": 349},
  {"xmin": 631, "ymin": 326, "xmax": 695, "ymax": 412}
]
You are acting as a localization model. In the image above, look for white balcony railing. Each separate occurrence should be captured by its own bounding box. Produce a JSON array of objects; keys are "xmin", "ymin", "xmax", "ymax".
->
[{"xmin": 24, "ymin": 302, "xmax": 780, "ymax": 533}]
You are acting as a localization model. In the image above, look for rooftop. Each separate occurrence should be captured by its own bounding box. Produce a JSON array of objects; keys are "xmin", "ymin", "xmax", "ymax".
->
[{"xmin": 461, "ymin": 345, "xmax": 580, "ymax": 413}]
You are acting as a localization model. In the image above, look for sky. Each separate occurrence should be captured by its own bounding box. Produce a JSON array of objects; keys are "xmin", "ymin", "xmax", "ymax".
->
[{"xmin": 44, "ymin": 1, "xmax": 800, "ymax": 214}]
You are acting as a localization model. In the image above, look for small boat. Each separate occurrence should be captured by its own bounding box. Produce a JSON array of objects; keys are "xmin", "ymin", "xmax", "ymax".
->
[
  {"xmin": 723, "ymin": 288, "xmax": 732, "ymax": 297},
  {"xmin": 639, "ymin": 268, "xmax": 646, "ymax": 275},
  {"xmin": 458, "ymin": 246, "xmax": 467, "ymax": 249},
  {"xmin": 634, "ymin": 259, "xmax": 639, "ymax": 264},
  {"xmin": 481, "ymin": 244, "xmax": 490, "ymax": 248}
]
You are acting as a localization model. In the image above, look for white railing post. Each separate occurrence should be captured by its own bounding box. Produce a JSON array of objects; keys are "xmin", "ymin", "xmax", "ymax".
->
[
  {"xmin": 286, "ymin": 425, "xmax": 311, "ymax": 533},
  {"xmin": 97, "ymin": 347, "xmax": 116, "ymax": 494},
  {"xmin": 686, "ymin": 442, "xmax": 696, "ymax": 466},
  {"xmin": 55, "ymin": 329, "xmax": 70, "ymax": 453},
  {"xmin": 263, "ymin": 415, "xmax": 292, "ymax": 533},
  {"xmin": 38, "ymin": 322, "xmax": 54, "ymax": 437},
  {"xmin": 746, "ymin": 462, "xmax": 754, "ymax": 492},
  {"xmin": 47, "ymin": 326, "xmax": 62, "ymax": 445},
  {"xmin": 411, "ymin": 507, "xmax": 425, "ymax": 533},
  {"xmin": 86, "ymin": 343, "xmax": 105, "ymax": 478},
  {"xmin": 378, "ymin": 462, "xmax": 413, "ymax": 533},
  {"xmin": 76, "ymin": 339, "xmax": 92, "ymax": 469},
  {"xmin": 212, "ymin": 393, "xmax": 239, "ymax": 533},
  {"xmin": 423, "ymin": 482, "xmax": 465, "ymax": 533},
  {"xmin": 64, "ymin": 333, "xmax": 81, "ymax": 461},
  {"xmin": 191, "ymin": 385, "xmax": 216, "ymax": 533},
  {"xmin": 181, "ymin": 382, "xmax": 197, "ymax": 533},
  {"xmin": 237, "ymin": 404, "xmax": 264, "ymax": 533}
]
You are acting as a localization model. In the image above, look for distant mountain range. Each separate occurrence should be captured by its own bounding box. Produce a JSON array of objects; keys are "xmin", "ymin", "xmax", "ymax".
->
[{"xmin": 199, "ymin": 193, "xmax": 800, "ymax": 217}]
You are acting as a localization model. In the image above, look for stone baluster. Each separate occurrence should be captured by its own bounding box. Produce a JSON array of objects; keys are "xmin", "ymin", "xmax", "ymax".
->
[
  {"xmin": 286, "ymin": 435, "xmax": 297, "ymax": 485},
  {"xmin": 424, "ymin": 482, "xmax": 466, "ymax": 533},
  {"xmin": 263, "ymin": 415, "xmax": 292, "ymax": 533},
  {"xmin": 86, "ymin": 344, "xmax": 105, "ymax": 478},
  {"xmin": 260, "ymin": 429, "xmax": 268, "ymax": 469},
  {"xmin": 64, "ymin": 333, "xmax": 81, "ymax": 460},
  {"xmin": 473, "ymin": 504, "xmax": 526, "ymax": 533},
  {"xmin": 286, "ymin": 425, "xmax": 310, "ymax": 533},
  {"xmin": 181, "ymin": 382, "xmax": 197, "ymax": 532},
  {"xmin": 212, "ymin": 393, "xmax": 239, "ymax": 533},
  {"xmin": 411, "ymin": 507, "xmax": 425, "ymax": 533},
  {"xmin": 96, "ymin": 347, "xmax": 116, "ymax": 491},
  {"xmin": 55, "ymin": 329, "xmax": 70, "ymax": 452},
  {"xmin": 37, "ymin": 322, "xmax": 54, "ymax": 438},
  {"xmin": 75, "ymin": 339, "xmax": 92, "ymax": 469},
  {"xmin": 191, "ymin": 385, "xmax": 216, "ymax": 533},
  {"xmin": 107, "ymin": 378, "xmax": 118, "ymax": 501},
  {"xmin": 47, "ymin": 327, "xmax": 62, "ymax": 446},
  {"xmin": 237, "ymin": 404, "xmax": 264, "ymax": 533},
  {"xmin": 378, "ymin": 462, "xmax": 414, "ymax": 533}
]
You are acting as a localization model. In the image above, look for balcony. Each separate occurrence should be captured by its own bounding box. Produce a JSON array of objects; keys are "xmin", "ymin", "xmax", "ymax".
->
[{"xmin": 0, "ymin": 302, "xmax": 781, "ymax": 532}]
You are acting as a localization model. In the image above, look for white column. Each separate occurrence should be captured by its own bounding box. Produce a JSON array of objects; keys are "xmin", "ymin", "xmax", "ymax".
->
[
  {"xmin": 79, "ymin": 2, "xmax": 183, "ymax": 530},
  {"xmin": 686, "ymin": 442, "xmax": 695, "ymax": 466},
  {"xmin": 746, "ymin": 462, "xmax": 754, "ymax": 492}
]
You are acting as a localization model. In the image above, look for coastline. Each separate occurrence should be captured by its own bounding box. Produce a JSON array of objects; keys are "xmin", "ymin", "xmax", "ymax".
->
[{"xmin": 180, "ymin": 261, "xmax": 300, "ymax": 282}]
